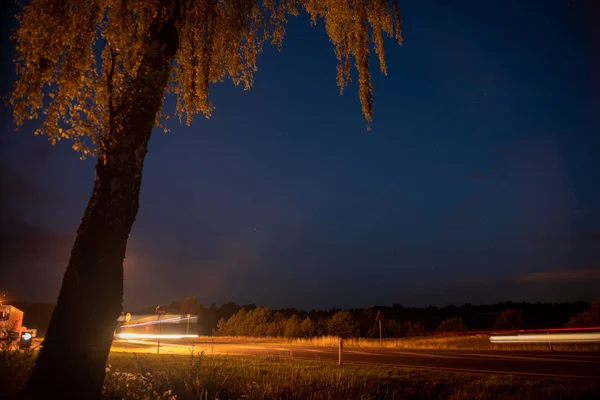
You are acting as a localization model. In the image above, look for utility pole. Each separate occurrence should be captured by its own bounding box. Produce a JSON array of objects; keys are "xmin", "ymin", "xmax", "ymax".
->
[
  {"xmin": 155, "ymin": 305, "xmax": 167, "ymax": 354},
  {"xmin": 375, "ymin": 310, "xmax": 384, "ymax": 347},
  {"xmin": 157, "ymin": 314, "xmax": 161, "ymax": 354},
  {"xmin": 187, "ymin": 313, "xmax": 191, "ymax": 335},
  {"xmin": 338, "ymin": 337, "xmax": 343, "ymax": 366}
]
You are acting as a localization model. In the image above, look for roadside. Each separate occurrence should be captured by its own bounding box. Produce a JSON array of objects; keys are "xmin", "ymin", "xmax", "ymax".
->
[
  {"xmin": 128, "ymin": 334, "xmax": 600, "ymax": 352},
  {"xmin": 103, "ymin": 352, "xmax": 600, "ymax": 399},
  {"xmin": 3, "ymin": 342, "xmax": 599, "ymax": 399}
]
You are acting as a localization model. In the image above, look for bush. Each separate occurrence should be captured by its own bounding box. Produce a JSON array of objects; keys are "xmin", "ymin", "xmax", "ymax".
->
[
  {"xmin": 103, "ymin": 364, "xmax": 177, "ymax": 400},
  {"xmin": 436, "ymin": 317, "xmax": 467, "ymax": 332},
  {"xmin": 404, "ymin": 321, "xmax": 425, "ymax": 335},
  {"xmin": 565, "ymin": 302, "xmax": 600, "ymax": 328},
  {"xmin": 493, "ymin": 309, "xmax": 525, "ymax": 330},
  {"xmin": 384, "ymin": 319, "xmax": 403, "ymax": 337}
]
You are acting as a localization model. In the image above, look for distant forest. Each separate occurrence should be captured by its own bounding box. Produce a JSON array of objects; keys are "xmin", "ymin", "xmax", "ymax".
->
[
  {"xmin": 13, "ymin": 300, "xmax": 597, "ymax": 337},
  {"xmin": 144, "ymin": 300, "xmax": 598, "ymax": 337}
]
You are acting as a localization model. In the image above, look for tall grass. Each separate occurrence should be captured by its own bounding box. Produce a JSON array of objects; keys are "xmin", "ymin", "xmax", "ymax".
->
[
  {"xmin": 205, "ymin": 334, "xmax": 600, "ymax": 352},
  {"xmin": 105, "ymin": 352, "xmax": 600, "ymax": 399},
  {"xmin": 2, "ymin": 349, "xmax": 599, "ymax": 399},
  {"xmin": 290, "ymin": 334, "xmax": 491, "ymax": 350}
]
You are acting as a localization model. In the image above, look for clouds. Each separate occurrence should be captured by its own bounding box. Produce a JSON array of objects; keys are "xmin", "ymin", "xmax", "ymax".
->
[{"xmin": 517, "ymin": 268, "xmax": 600, "ymax": 284}]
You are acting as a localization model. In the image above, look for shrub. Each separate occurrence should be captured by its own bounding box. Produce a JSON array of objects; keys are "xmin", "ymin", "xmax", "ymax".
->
[
  {"xmin": 565, "ymin": 302, "xmax": 600, "ymax": 328},
  {"xmin": 404, "ymin": 321, "xmax": 425, "ymax": 335},
  {"xmin": 493, "ymin": 309, "xmax": 525, "ymax": 330},
  {"xmin": 102, "ymin": 364, "xmax": 177, "ymax": 400},
  {"xmin": 437, "ymin": 317, "xmax": 467, "ymax": 332}
]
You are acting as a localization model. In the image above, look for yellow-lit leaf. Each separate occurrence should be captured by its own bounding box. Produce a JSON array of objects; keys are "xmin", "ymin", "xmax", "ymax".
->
[{"xmin": 11, "ymin": 0, "xmax": 403, "ymax": 155}]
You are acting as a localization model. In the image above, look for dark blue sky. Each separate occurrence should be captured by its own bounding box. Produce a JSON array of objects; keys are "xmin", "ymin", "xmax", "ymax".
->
[{"xmin": 1, "ymin": 0, "xmax": 599, "ymax": 311}]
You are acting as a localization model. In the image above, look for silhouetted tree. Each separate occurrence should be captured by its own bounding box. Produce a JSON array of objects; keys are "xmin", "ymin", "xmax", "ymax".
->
[
  {"xmin": 246, "ymin": 307, "xmax": 273, "ymax": 336},
  {"xmin": 284, "ymin": 314, "xmax": 302, "ymax": 338},
  {"xmin": 565, "ymin": 302, "xmax": 600, "ymax": 328},
  {"xmin": 327, "ymin": 311, "xmax": 360, "ymax": 338},
  {"xmin": 436, "ymin": 317, "xmax": 467, "ymax": 332},
  {"xmin": 493, "ymin": 309, "xmax": 525, "ymax": 331},
  {"xmin": 366, "ymin": 325, "xmax": 379, "ymax": 338},
  {"xmin": 214, "ymin": 318, "xmax": 229, "ymax": 336},
  {"xmin": 300, "ymin": 317, "xmax": 316, "ymax": 338},
  {"xmin": 219, "ymin": 302, "xmax": 242, "ymax": 321},
  {"xmin": 180, "ymin": 296, "xmax": 202, "ymax": 316},
  {"xmin": 13, "ymin": 1, "xmax": 402, "ymax": 398},
  {"xmin": 267, "ymin": 311, "xmax": 287, "ymax": 337},
  {"xmin": 403, "ymin": 321, "xmax": 425, "ymax": 335},
  {"xmin": 357, "ymin": 309, "xmax": 378, "ymax": 336},
  {"xmin": 316, "ymin": 317, "xmax": 329, "ymax": 336},
  {"xmin": 197, "ymin": 305, "xmax": 215, "ymax": 335},
  {"xmin": 165, "ymin": 301, "xmax": 182, "ymax": 314},
  {"xmin": 385, "ymin": 319, "xmax": 403, "ymax": 337}
]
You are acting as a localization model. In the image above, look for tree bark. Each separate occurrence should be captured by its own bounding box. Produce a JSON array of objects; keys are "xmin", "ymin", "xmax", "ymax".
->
[{"xmin": 22, "ymin": 1, "xmax": 187, "ymax": 399}]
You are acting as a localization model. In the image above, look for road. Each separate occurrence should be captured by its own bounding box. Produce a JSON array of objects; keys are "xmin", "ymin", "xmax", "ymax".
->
[{"xmin": 111, "ymin": 339, "xmax": 600, "ymax": 380}]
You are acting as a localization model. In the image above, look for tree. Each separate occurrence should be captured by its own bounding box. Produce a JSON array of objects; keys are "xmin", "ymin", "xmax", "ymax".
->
[
  {"xmin": 436, "ymin": 317, "xmax": 467, "ymax": 332},
  {"xmin": 180, "ymin": 296, "xmax": 202, "ymax": 316},
  {"xmin": 165, "ymin": 301, "xmax": 183, "ymax": 313},
  {"xmin": 384, "ymin": 319, "xmax": 403, "ymax": 337},
  {"xmin": 213, "ymin": 317, "xmax": 229, "ymax": 335},
  {"xmin": 327, "ymin": 311, "xmax": 359, "ymax": 338},
  {"xmin": 565, "ymin": 302, "xmax": 600, "ymax": 328},
  {"xmin": 12, "ymin": 1, "xmax": 402, "ymax": 398},
  {"xmin": 245, "ymin": 307, "xmax": 273, "ymax": 336},
  {"xmin": 284, "ymin": 314, "xmax": 302, "ymax": 338},
  {"xmin": 357, "ymin": 309, "xmax": 377, "ymax": 336},
  {"xmin": 267, "ymin": 311, "xmax": 287, "ymax": 337},
  {"xmin": 493, "ymin": 309, "xmax": 525, "ymax": 331},
  {"xmin": 300, "ymin": 317, "xmax": 316, "ymax": 338},
  {"xmin": 403, "ymin": 320, "xmax": 425, "ymax": 335}
]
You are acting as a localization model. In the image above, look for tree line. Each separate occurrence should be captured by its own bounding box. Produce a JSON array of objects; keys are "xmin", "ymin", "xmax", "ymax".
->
[
  {"xmin": 139, "ymin": 298, "xmax": 597, "ymax": 338},
  {"xmin": 13, "ymin": 300, "xmax": 597, "ymax": 337},
  {"xmin": 213, "ymin": 308, "xmax": 427, "ymax": 338}
]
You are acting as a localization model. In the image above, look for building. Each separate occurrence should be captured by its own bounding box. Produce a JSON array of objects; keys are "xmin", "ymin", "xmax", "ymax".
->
[{"xmin": 0, "ymin": 305, "xmax": 24, "ymax": 339}]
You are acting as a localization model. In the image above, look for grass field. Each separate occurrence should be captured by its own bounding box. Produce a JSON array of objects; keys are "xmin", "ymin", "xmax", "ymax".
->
[
  {"xmin": 102, "ymin": 351, "xmax": 600, "ymax": 399},
  {"xmin": 200, "ymin": 334, "xmax": 600, "ymax": 352},
  {"xmin": 3, "ymin": 348, "xmax": 600, "ymax": 399},
  {"xmin": 31, "ymin": 333, "xmax": 600, "ymax": 352}
]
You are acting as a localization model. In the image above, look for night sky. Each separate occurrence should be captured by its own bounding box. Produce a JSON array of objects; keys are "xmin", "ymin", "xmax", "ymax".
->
[{"xmin": 1, "ymin": 0, "xmax": 599, "ymax": 311}]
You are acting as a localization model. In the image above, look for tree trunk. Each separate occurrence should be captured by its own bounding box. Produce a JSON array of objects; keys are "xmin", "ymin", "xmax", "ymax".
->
[{"xmin": 22, "ymin": 1, "xmax": 187, "ymax": 399}]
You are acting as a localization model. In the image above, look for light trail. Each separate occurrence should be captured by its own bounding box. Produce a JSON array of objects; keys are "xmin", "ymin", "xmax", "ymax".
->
[
  {"xmin": 490, "ymin": 332, "xmax": 600, "ymax": 344},
  {"xmin": 410, "ymin": 326, "xmax": 600, "ymax": 337},
  {"xmin": 120, "ymin": 315, "xmax": 197, "ymax": 328},
  {"xmin": 115, "ymin": 333, "xmax": 199, "ymax": 340}
]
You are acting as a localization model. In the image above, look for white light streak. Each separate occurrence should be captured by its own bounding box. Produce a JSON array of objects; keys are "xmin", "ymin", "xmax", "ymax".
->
[
  {"xmin": 115, "ymin": 333, "xmax": 199, "ymax": 340},
  {"xmin": 490, "ymin": 332, "xmax": 600, "ymax": 344}
]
